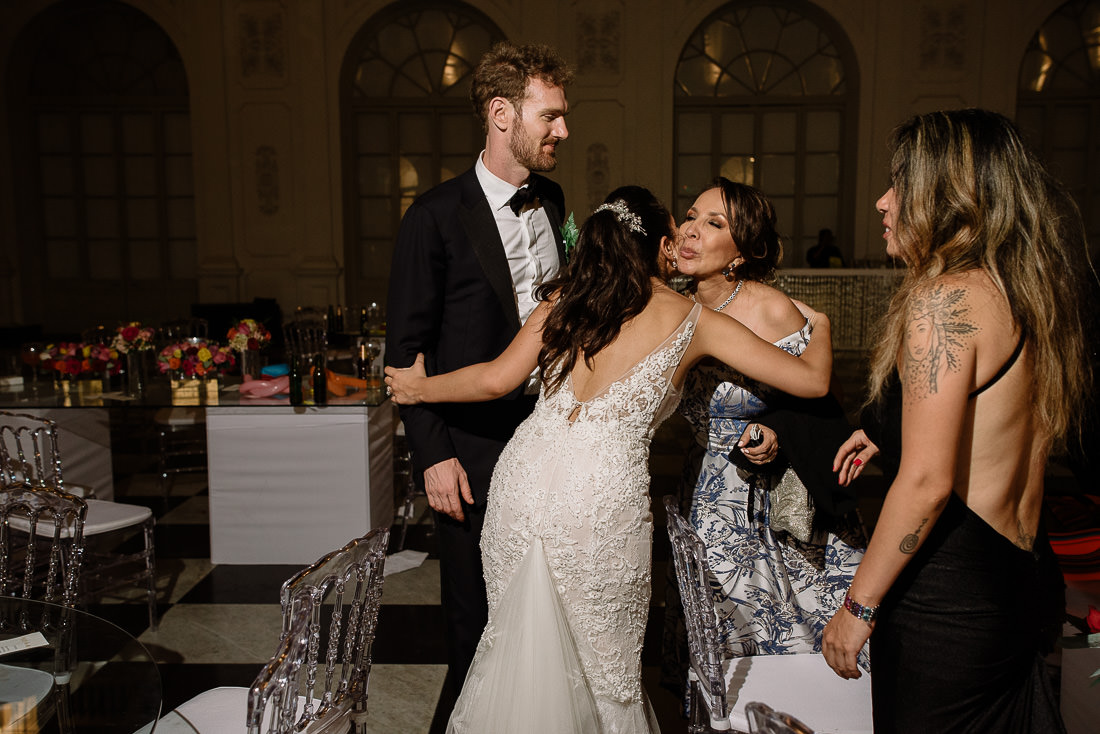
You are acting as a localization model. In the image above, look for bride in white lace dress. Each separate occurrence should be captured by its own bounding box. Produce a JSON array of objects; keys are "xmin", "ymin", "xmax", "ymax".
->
[{"xmin": 385, "ymin": 187, "xmax": 834, "ymax": 733}]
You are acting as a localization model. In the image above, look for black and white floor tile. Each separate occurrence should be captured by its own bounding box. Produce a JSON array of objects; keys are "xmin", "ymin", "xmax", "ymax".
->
[{"xmin": 92, "ymin": 396, "xmax": 1099, "ymax": 734}]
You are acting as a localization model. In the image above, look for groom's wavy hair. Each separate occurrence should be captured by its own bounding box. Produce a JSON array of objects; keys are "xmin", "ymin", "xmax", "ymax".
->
[
  {"xmin": 470, "ymin": 42, "xmax": 574, "ymax": 134},
  {"xmin": 535, "ymin": 186, "xmax": 673, "ymax": 395}
]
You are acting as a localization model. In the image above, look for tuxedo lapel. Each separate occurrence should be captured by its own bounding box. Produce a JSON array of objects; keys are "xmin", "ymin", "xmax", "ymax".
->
[
  {"xmin": 458, "ymin": 171, "xmax": 522, "ymax": 333},
  {"xmin": 532, "ymin": 174, "xmax": 567, "ymax": 264}
]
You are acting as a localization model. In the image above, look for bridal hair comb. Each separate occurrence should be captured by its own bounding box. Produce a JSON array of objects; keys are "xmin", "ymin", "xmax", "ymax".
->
[{"xmin": 593, "ymin": 200, "xmax": 646, "ymax": 236}]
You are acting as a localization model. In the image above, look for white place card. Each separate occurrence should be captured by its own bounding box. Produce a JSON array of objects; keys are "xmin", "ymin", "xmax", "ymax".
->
[{"xmin": 0, "ymin": 633, "xmax": 48, "ymax": 658}]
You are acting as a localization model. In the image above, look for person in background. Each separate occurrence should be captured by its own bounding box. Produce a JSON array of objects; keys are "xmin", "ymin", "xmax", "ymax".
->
[
  {"xmin": 384, "ymin": 41, "xmax": 573, "ymax": 695},
  {"xmin": 661, "ymin": 179, "xmax": 867, "ymax": 706},
  {"xmin": 806, "ymin": 227, "xmax": 846, "ymax": 268},
  {"xmin": 825, "ymin": 108, "xmax": 1091, "ymax": 733}
]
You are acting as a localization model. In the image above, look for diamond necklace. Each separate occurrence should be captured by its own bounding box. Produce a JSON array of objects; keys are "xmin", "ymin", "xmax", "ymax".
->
[{"xmin": 691, "ymin": 280, "xmax": 744, "ymax": 312}]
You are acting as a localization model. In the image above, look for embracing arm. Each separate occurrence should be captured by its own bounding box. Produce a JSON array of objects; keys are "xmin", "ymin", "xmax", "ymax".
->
[
  {"xmin": 690, "ymin": 306, "xmax": 833, "ymax": 398},
  {"xmin": 822, "ymin": 280, "xmax": 976, "ymax": 679},
  {"xmin": 386, "ymin": 301, "xmax": 549, "ymax": 404}
]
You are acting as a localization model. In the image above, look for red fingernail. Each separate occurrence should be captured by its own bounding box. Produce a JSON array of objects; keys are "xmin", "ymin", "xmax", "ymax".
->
[{"xmin": 853, "ymin": 458, "xmax": 863, "ymax": 467}]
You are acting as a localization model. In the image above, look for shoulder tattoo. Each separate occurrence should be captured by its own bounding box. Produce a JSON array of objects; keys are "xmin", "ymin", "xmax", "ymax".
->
[{"xmin": 901, "ymin": 283, "xmax": 979, "ymax": 400}]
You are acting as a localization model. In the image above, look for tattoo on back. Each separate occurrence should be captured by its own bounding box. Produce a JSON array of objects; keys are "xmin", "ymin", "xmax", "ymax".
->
[
  {"xmin": 902, "ymin": 284, "xmax": 979, "ymax": 400},
  {"xmin": 899, "ymin": 518, "xmax": 928, "ymax": 554},
  {"xmin": 1016, "ymin": 520, "xmax": 1035, "ymax": 551}
]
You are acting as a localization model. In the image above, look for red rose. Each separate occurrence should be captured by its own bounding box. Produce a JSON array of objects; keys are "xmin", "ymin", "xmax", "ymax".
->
[
  {"xmin": 122, "ymin": 326, "xmax": 139, "ymax": 341},
  {"xmin": 1087, "ymin": 605, "xmax": 1100, "ymax": 634}
]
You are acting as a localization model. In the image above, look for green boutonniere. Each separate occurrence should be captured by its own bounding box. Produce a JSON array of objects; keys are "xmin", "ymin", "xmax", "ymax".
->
[{"xmin": 562, "ymin": 212, "xmax": 579, "ymax": 262}]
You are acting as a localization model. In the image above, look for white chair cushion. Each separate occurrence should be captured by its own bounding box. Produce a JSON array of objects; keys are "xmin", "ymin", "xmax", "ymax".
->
[
  {"xmin": 6, "ymin": 499, "xmax": 150, "ymax": 538},
  {"xmin": 161, "ymin": 686, "xmax": 321, "ymax": 734},
  {"xmin": 83, "ymin": 499, "xmax": 152, "ymax": 536},
  {"xmin": 724, "ymin": 653, "xmax": 873, "ymax": 734}
]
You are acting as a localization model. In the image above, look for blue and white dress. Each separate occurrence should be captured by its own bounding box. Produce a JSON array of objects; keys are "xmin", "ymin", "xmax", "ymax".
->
[{"xmin": 664, "ymin": 319, "xmax": 868, "ymax": 687}]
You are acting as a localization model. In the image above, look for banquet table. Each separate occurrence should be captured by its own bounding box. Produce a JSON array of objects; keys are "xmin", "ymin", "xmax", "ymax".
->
[
  {"xmin": 0, "ymin": 376, "xmax": 394, "ymax": 565},
  {"xmin": 0, "ymin": 596, "xmax": 162, "ymax": 733}
]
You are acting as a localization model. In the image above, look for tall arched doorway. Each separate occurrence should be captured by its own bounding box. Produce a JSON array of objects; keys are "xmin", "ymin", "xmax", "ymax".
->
[
  {"xmin": 674, "ymin": 1, "xmax": 858, "ymax": 266},
  {"xmin": 340, "ymin": 2, "xmax": 505, "ymax": 304},
  {"xmin": 8, "ymin": 0, "xmax": 193, "ymax": 334}
]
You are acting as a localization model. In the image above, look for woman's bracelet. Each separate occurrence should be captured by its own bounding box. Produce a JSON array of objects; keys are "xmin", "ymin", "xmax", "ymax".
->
[{"xmin": 843, "ymin": 592, "xmax": 879, "ymax": 624}]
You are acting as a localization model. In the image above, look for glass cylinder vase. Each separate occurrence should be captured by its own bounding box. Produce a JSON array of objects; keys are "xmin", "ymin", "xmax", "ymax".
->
[
  {"xmin": 239, "ymin": 349, "xmax": 263, "ymax": 380},
  {"xmin": 126, "ymin": 350, "xmax": 149, "ymax": 396}
]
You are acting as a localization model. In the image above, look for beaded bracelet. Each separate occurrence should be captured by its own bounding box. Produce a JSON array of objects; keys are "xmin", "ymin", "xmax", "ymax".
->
[{"xmin": 843, "ymin": 592, "xmax": 879, "ymax": 624}]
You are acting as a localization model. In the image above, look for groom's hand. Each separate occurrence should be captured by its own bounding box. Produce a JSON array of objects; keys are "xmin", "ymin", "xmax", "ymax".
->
[{"xmin": 423, "ymin": 458, "xmax": 474, "ymax": 521}]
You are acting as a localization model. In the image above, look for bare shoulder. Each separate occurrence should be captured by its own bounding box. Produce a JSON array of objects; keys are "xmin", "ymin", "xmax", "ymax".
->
[
  {"xmin": 734, "ymin": 280, "xmax": 805, "ymax": 337},
  {"xmin": 641, "ymin": 286, "xmax": 695, "ymax": 332}
]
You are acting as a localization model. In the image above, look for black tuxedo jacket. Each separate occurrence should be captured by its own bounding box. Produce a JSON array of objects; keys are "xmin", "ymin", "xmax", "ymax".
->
[{"xmin": 386, "ymin": 166, "xmax": 566, "ymax": 503}]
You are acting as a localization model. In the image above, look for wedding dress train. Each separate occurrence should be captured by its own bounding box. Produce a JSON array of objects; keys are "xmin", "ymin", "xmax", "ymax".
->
[{"xmin": 447, "ymin": 303, "xmax": 702, "ymax": 734}]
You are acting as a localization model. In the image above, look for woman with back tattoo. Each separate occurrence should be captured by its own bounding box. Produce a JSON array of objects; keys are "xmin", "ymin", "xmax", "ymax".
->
[{"xmin": 823, "ymin": 109, "xmax": 1092, "ymax": 733}]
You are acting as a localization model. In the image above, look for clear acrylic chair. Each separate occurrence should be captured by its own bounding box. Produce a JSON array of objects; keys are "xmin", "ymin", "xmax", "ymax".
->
[
  {"xmin": 746, "ymin": 701, "xmax": 815, "ymax": 734},
  {"xmin": 0, "ymin": 484, "xmax": 86, "ymax": 608},
  {"xmin": 159, "ymin": 527, "xmax": 390, "ymax": 733},
  {"xmin": 663, "ymin": 495, "xmax": 872, "ymax": 734},
  {"xmin": 0, "ymin": 482, "xmax": 87, "ymax": 734},
  {"xmin": 0, "ymin": 410, "xmax": 159, "ymax": 630}
]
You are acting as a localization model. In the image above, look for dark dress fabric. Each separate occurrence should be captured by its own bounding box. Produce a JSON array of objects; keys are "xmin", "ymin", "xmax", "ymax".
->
[
  {"xmin": 870, "ymin": 493, "xmax": 1065, "ymax": 733},
  {"xmin": 863, "ymin": 366, "xmax": 1065, "ymax": 734}
]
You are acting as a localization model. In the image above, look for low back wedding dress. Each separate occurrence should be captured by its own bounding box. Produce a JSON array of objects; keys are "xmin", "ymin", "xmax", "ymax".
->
[{"xmin": 447, "ymin": 302, "xmax": 702, "ymax": 734}]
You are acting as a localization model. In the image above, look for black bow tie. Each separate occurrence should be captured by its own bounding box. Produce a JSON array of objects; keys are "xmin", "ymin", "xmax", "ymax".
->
[{"xmin": 508, "ymin": 184, "xmax": 538, "ymax": 215}]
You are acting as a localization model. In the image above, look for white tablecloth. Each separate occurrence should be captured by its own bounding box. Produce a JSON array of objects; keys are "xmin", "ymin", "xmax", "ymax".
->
[{"xmin": 206, "ymin": 403, "xmax": 394, "ymax": 564}]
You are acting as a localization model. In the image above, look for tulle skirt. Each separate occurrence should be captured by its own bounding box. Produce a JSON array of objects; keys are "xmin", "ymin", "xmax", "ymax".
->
[{"xmin": 447, "ymin": 539, "xmax": 659, "ymax": 733}]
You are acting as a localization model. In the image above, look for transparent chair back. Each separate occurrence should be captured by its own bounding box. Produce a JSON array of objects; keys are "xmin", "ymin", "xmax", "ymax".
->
[
  {"xmin": 663, "ymin": 494, "xmax": 730, "ymax": 729},
  {"xmin": 0, "ymin": 410, "xmax": 68, "ymax": 491},
  {"xmin": 276, "ymin": 527, "xmax": 390, "ymax": 733},
  {"xmin": 0, "ymin": 483, "xmax": 86, "ymax": 610},
  {"xmin": 746, "ymin": 701, "xmax": 815, "ymax": 734},
  {"xmin": 245, "ymin": 596, "xmax": 314, "ymax": 734}
]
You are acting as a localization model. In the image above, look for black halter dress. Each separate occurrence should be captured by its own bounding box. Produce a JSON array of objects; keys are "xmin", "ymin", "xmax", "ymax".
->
[{"xmin": 861, "ymin": 339, "xmax": 1065, "ymax": 734}]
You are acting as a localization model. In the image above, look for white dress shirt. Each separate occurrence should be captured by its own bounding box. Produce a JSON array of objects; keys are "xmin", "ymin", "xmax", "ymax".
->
[{"xmin": 475, "ymin": 153, "xmax": 560, "ymax": 392}]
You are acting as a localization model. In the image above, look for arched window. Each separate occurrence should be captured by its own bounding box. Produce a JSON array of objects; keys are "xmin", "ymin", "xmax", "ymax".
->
[
  {"xmin": 674, "ymin": 1, "xmax": 857, "ymax": 267},
  {"xmin": 9, "ymin": 0, "xmax": 192, "ymax": 333},
  {"xmin": 1017, "ymin": 0, "xmax": 1100, "ymax": 255},
  {"xmin": 341, "ymin": 2, "xmax": 504, "ymax": 303}
]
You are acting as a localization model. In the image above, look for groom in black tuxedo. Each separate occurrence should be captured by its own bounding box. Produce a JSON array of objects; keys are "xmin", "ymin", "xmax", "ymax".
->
[{"xmin": 385, "ymin": 42, "xmax": 573, "ymax": 690}]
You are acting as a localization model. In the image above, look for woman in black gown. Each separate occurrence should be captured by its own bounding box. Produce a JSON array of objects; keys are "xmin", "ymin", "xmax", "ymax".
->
[{"xmin": 824, "ymin": 109, "xmax": 1093, "ymax": 733}]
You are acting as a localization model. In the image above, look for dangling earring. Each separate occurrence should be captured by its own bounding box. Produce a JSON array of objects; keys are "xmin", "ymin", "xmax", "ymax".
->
[
  {"xmin": 672, "ymin": 258, "xmax": 678, "ymax": 269},
  {"xmin": 722, "ymin": 262, "xmax": 736, "ymax": 280}
]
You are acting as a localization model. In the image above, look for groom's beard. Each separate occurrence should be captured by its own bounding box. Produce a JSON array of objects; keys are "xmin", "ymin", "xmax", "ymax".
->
[{"xmin": 510, "ymin": 125, "xmax": 559, "ymax": 173}]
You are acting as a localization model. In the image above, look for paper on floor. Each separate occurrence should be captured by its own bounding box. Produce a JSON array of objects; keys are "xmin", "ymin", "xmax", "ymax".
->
[{"xmin": 385, "ymin": 549, "xmax": 428, "ymax": 576}]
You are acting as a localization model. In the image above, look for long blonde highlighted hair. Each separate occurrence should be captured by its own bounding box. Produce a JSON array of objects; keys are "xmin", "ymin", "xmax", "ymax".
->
[{"xmin": 868, "ymin": 109, "xmax": 1093, "ymax": 452}]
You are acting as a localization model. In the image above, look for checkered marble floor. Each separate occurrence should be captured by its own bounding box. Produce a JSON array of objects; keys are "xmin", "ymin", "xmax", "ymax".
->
[
  {"xmin": 93, "ymin": 399, "xmax": 1098, "ymax": 733},
  {"xmin": 95, "ymin": 413, "xmax": 698, "ymax": 733}
]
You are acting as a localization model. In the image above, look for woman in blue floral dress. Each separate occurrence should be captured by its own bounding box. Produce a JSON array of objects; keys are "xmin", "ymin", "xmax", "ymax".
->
[{"xmin": 662, "ymin": 178, "xmax": 868, "ymax": 698}]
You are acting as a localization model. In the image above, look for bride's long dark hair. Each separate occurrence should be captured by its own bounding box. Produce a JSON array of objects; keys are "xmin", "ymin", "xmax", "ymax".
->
[{"xmin": 535, "ymin": 186, "xmax": 674, "ymax": 395}]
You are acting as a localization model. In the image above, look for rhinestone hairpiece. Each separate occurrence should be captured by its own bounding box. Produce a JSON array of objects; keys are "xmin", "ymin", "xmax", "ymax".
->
[{"xmin": 593, "ymin": 200, "xmax": 646, "ymax": 236}]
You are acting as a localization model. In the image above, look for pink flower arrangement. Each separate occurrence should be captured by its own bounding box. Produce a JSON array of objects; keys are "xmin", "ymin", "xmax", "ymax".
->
[
  {"xmin": 111, "ymin": 322, "xmax": 157, "ymax": 353},
  {"xmin": 226, "ymin": 319, "xmax": 272, "ymax": 352},
  {"xmin": 41, "ymin": 342, "xmax": 122, "ymax": 376},
  {"xmin": 157, "ymin": 340, "xmax": 236, "ymax": 378}
]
